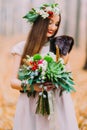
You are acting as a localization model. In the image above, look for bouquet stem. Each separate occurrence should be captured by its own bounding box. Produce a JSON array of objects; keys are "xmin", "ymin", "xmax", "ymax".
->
[{"xmin": 36, "ymin": 91, "xmax": 50, "ymax": 115}]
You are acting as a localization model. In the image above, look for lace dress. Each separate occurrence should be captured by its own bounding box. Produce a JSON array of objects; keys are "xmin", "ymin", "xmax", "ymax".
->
[{"xmin": 11, "ymin": 41, "xmax": 79, "ymax": 130}]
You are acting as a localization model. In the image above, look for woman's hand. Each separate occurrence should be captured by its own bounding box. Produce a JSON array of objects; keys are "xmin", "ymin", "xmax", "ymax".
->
[
  {"xmin": 43, "ymin": 82, "xmax": 55, "ymax": 91},
  {"xmin": 32, "ymin": 82, "xmax": 55, "ymax": 92},
  {"xmin": 31, "ymin": 83, "xmax": 42, "ymax": 92}
]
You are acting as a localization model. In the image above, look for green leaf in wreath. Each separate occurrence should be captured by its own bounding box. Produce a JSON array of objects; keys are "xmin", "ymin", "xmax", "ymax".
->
[{"xmin": 23, "ymin": 10, "xmax": 39, "ymax": 23}]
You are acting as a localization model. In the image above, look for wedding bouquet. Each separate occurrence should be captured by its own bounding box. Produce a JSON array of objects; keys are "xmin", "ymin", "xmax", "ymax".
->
[{"xmin": 18, "ymin": 51, "xmax": 75, "ymax": 116}]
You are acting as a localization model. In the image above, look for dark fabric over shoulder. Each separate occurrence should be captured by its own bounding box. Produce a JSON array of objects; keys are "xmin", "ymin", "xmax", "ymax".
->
[{"xmin": 50, "ymin": 35, "xmax": 74, "ymax": 55}]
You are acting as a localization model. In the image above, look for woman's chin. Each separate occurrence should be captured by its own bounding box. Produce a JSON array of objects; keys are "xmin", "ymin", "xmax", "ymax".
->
[{"xmin": 46, "ymin": 33, "xmax": 54, "ymax": 38}]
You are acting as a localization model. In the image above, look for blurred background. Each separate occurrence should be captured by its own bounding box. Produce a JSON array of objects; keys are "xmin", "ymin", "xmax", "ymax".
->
[{"xmin": 0, "ymin": 0, "xmax": 87, "ymax": 129}]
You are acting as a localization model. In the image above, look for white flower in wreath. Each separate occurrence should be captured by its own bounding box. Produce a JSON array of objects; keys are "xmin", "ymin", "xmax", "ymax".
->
[
  {"xmin": 36, "ymin": 9, "xmax": 44, "ymax": 16},
  {"xmin": 37, "ymin": 9, "xmax": 49, "ymax": 18},
  {"xmin": 42, "ymin": 12, "xmax": 49, "ymax": 19},
  {"xmin": 45, "ymin": 7, "xmax": 52, "ymax": 12},
  {"xmin": 36, "ymin": 8, "xmax": 41, "ymax": 14},
  {"xmin": 39, "ymin": 9, "xmax": 45, "ymax": 15},
  {"xmin": 53, "ymin": 7, "xmax": 60, "ymax": 15}
]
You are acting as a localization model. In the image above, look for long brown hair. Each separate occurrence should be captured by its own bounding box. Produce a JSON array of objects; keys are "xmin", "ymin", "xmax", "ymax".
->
[{"xmin": 21, "ymin": 15, "xmax": 61, "ymax": 63}]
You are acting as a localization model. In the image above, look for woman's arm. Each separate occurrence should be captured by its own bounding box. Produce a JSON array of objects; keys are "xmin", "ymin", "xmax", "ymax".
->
[
  {"xmin": 10, "ymin": 54, "xmax": 42, "ymax": 92},
  {"xmin": 10, "ymin": 54, "xmax": 22, "ymax": 90}
]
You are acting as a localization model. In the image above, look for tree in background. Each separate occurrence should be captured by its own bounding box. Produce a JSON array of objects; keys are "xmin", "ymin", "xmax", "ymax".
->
[
  {"xmin": 83, "ymin": 1, "xmax": 87, "ymax": 70},
  {"xmin": 75, "ymin": 0, "xmax": 81, "ymax": 47},
  {"xmin": 64, "ymin": 0, "xmax": 81, "ymax": 47},
  {"xmin": 64, "ymin": 0, "xmax": 69, "ymax": 34}
]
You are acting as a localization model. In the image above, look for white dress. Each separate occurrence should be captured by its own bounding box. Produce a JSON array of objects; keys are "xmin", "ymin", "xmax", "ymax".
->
[{"xmin": 11, "ymin": 41, "xmax": 79, "ymax": 130}]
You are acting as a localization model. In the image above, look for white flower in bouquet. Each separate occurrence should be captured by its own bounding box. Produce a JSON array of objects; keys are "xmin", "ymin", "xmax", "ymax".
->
[
  {"xmin": 38, "ymin": 63, "xmax": 44, "ymax": 69},
  {"xmin": 41, "ymin": 71, "xmax": 45, "ymax": 75},
  {"xmin": 44, "ymin": 86, "xmax": 47, "ymax": 90},
  {"xmin": 38, "ymin": 60, "xmax": 47, "ymax": 71},
  {"xmin": 43, "ymin": 94, "xmax": 46, "ymax": 98},
  {"xmin": 48, "ymin": 52, "xmax": 56, "ymax": 61},
  {"xmin": 59, "ymin": 58, "xmax": 64, "ymax": 64},
  {"xmin": 27, "ymin": 57, "xmax": 33, "ymax": 62},
  {"xmin": 39, "ymin": 84, "xmax": 43, "ymax": 88},
  {"xmin": 41, "ymin": 76, "xmax": 44, "ymax": 79},
  {"xmin": 42, "ymin": 61, "xmax": 48, "ymax": 71},
  {"xmin": 39, "ymin": 92, "xmax": 43, "ymax": 96}
]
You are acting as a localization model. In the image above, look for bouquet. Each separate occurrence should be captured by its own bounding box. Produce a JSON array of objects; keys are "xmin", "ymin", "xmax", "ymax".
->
[{"xmin": 18, "ymin": 49, "xmax": 75, "ymax": 116}]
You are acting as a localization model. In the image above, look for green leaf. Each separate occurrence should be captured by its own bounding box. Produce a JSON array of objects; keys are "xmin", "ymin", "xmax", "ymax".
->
[
  {"xmin": 23, "ymin": 12, "xmax": 38, "ymax": 22},
  {"xmin": 54, "ymin": 83, "xmax": 59, "ymax": 88},
  {"xmin": 28, "ymin": 79, "xmax": 33, "ymax": 85},
  {"xmin": 30, "ymin": 84, "xmax": 34, "ymax": 92},
  {"xmin": 44, "ymin": 56, "xmax": 53, "ymax": 63},
  {"xmin": 58, "ymin": 82, "xmax": 70, "ymax": 92},
  {"xmin": 58, "ymin": 78, "xmax": 76, "ymax": 92},
  {"xmin": 33, "ymin": 54, "xmax": 42, "ymax": 60},
  {"xmin": 23, "ymin": 86, "xmax": 27, "ymax": 93}
]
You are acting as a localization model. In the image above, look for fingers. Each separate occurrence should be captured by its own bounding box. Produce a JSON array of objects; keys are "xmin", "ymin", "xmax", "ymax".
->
[
  {"xmin": 44, "ymin": 82, "xmax": 52, "ymax": 85},
  {"xmin": 47, "ymin": 87, "xmax": 53, "ymax": 91},
  {"xmin": 35, "ymin": 83, "xmax": 55, "ymax": 92}
]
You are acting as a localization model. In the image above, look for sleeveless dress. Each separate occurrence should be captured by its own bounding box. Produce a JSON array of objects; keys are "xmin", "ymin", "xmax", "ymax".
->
[{"xmin": 11, "ymin": 41, "xmax": 79, "ymax": 130}]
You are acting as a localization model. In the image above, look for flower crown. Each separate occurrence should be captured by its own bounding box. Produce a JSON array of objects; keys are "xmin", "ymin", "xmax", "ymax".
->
[{"xmin": 23, "ymin": 3, "xmax": 60, "ymax": 23}]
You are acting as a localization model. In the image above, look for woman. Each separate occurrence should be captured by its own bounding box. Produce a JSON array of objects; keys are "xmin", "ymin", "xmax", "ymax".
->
[{"xmin": 11, "ymin": 3, "xmax": 79, "ymax": 130}]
